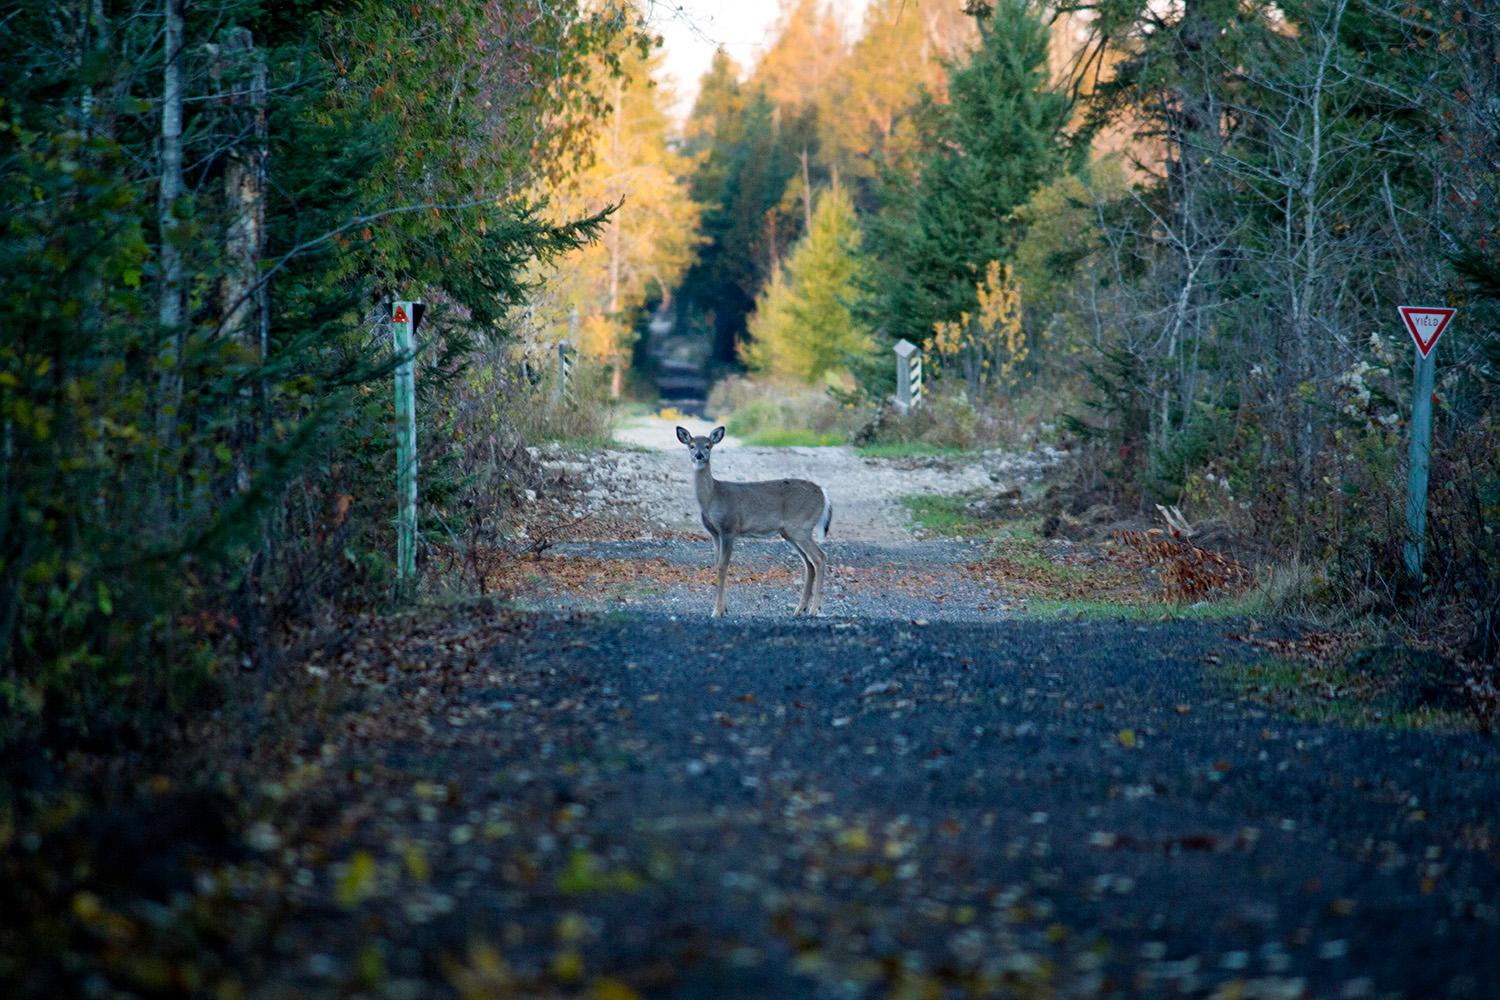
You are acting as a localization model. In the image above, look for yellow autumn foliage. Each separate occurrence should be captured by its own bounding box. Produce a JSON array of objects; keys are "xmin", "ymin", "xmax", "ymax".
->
[{"xmin": 925, "ymin": 260, "xmax": 1027, "ymax": 398}]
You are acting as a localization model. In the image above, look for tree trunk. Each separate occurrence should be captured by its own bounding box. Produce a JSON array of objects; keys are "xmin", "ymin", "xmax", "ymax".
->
[
  {"xmin": 608, "ymin": 77, "xmax": 624, "ymax": 399},
  {"xmin": 217, "ymin": 29, "xmax": 268, "ymax": 493},
  {"xmin": 157, "ymin": 0, "xmax": 185, "ymax": 450}
]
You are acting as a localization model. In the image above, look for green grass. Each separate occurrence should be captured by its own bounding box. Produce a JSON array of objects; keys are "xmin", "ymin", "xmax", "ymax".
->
[
  {"xmin": 856, "ymin": 442, "xmax": 969, "ymax": 459},
  {"xmin": 900, "ymin": 494, "xmax": 985, "ymax": 536},
  {"xmin": 1009, "ymin": 572, "xmax": 1314, "ymax": 621},
  {"xmin": 743, "ymin": 428, "xmax": 844, "ymax": 447},
  {"xmin": 1211, "ymin": 657, "xmax": 1472, "ymax": 732},
  {"xmin": 1012, "ymin": 597, "xmax": 1258, "ymax": 621},
  {"xmin": 538, "ymin": 434, "xmax": 652, "ymax": 453}
]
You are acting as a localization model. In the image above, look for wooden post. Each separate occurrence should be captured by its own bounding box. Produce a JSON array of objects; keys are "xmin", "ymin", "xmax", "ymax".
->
[
  {"xmin": 894, "ymin": 339, "xmax": 923, "ymax": 412},
  {"xmin": 392, "ymin": 301, "xmax": 421, "ymax": 584}
]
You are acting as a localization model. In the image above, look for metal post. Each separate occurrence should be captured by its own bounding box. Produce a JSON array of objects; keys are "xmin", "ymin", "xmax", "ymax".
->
[
  {"xmin": 391, "ymin": 300, "xmax": 420, "ymax": 584},
  {"xmin": 894, "ymin": 339, "xmax": 922, "ymax": 412},
  {"xmin": 1403, "ymin": 346, "xmax": 1436, "ymax": 581},
  {"xmin": 1397, "ymin": 304, "xmax": 1456, "ymax": 582}
]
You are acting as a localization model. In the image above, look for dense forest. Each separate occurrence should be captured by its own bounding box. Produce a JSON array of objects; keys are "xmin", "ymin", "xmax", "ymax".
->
[
  {"xmin": 3, "ymin": 0, "xmax": 1497, "ymax": 763},
  {"xmin": 668, "ymin": 0, "xmax": 1499, "ymax": 661},
  {"xmin": 3, "ymin": 0, "xmax": 1499, "ymax": 994}
]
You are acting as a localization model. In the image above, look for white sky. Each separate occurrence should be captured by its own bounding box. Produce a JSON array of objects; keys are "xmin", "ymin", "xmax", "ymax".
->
[{"xmin": 643, "ymin": 1, "xmax": 871, "ymax": 122}]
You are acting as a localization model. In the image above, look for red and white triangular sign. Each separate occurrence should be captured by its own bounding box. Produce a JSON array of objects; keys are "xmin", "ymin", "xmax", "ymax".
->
[
  {"xmin": 1398, "ymin": 305, "xmax": 1456, "ymax": 358},
  {"xmin": 392, "ymin": 304, "xmax": 410, "ymax": 324}
]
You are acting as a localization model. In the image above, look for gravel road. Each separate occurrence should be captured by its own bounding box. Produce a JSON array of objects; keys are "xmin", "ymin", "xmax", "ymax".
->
[
  {"xmin": 556, "ymin": 413, "xmax": 1061, "ymax": 542},
  {"xmin": 242, "ymin": 422, "xmax": 1499, "ymax": 999}
]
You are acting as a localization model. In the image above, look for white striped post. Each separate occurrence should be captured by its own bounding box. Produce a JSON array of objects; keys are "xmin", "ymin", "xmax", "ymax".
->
[
  {"xmin": 555, "ymin": 340, "xmax": 574, "ymax": 401},
  {"xmin": 894, "ymin": 339, "xmax": 923, "ymax": 412}
]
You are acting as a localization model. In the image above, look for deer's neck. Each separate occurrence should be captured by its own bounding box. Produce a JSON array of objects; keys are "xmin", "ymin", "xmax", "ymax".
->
[{"xmin": 693, "ymin": 462, "xmax": 716, "ymax": 508}]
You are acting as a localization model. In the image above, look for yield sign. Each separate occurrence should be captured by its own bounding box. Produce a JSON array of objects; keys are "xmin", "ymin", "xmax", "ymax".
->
[
  {"xmin": 392, "ymin": 304, "xmax": 410, "ymax": 324},
  {"xmin": 1398, "ymin": 305, "xmax": 1456, "ymax": 358}
]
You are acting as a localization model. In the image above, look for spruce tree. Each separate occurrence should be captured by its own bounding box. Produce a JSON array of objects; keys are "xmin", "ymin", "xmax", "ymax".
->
[{"xmin": 863, "ymin": 0, "xmax": 1074, "ymax": 359}]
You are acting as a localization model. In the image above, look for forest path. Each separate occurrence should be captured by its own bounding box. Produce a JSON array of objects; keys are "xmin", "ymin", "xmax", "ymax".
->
[
  {"xmin": 117, "ymin": 429, "xmax": 1498, "ymax": 1000},
  {"xmin": 247, "ymin": 590, "xmax": 1500, "ymax": 1000},
  {"xmin": 603, "ymin": 411, "xmax": 1051, "ymax": 542},
  {"xmin": 522, "ymin": 411, "xmax": 1059, "ymax": 619}
]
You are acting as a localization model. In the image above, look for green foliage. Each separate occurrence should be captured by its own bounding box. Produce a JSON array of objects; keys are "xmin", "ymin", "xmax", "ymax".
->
[
  {"xmin": 862, "ymin": 0, "xmax": 1075, "ymax": 363},
  {"xmin": 741, "ymin": 429, "xmax": 844, "ymax": 447},
  {"xmin": 899, "ymin": 495, "xmax": 986, "ymax": 537},
  {"xmin": 679, "ymin": 59, "xmax": 822, "ymax": 365},
  {"xmin": 855, "ymin": 442, "xmax": 968, "ymax": 459},
  {"xmin": 746, "ymin": 187, "xmax": 874, "ymax": 382},
  {"xmin": 0, "ymin": 0, "xmax": 644, "ymax": 757}
]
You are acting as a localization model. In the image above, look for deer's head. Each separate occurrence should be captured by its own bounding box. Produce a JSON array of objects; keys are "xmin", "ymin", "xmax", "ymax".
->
[{"xmin": 676, "ymin": 425, "xmax": 725, "ymax": 470}]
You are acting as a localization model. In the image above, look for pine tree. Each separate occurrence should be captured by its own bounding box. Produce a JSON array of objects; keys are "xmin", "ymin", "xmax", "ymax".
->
[
  {"xmin": 678, "ymin": 65, "xmax": 813, "ymax": 365},
  {"xmin": 746, "ymin": 186, "xmax": 873, "ymax": 382},
  {"xmin": 863, "ymin": 0, "xmax": 1074, "ymax": 358}
]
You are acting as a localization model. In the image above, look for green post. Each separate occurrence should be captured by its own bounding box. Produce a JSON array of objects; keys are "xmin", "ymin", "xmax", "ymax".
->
[
  {"xmin": 1398, "ymin": 304, "xmax": 1456, "ymax": 582},
  {"xmin": 1402, "ymin": 347, "xmax": 1435, "ymax": 581},
  {"xmin": 392, "ymin": 300, "xmax": 419, "ymax": 584}
]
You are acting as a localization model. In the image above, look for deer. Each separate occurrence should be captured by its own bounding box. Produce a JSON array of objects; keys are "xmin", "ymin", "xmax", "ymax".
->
[{"xmin": 676, "ymin": 425, "xmax": 832, "ymax": 618}]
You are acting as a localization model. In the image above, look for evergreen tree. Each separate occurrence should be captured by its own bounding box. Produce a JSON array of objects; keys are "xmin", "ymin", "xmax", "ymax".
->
[
  {"xmin": 746, "ymin": 186, "xmax": 873, "ymax": 382},
  {"xmin": 863, "ymin": 0, "xmax": 1074, "ymax": 360},
  {"xmin": 679, "ymin": 66, "xmax": 812, "ymax": 365}
]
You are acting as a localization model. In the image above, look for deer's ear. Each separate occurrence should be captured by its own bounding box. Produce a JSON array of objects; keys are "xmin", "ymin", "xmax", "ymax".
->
[
  {"xmin": 675, "ymin": 426, "xmax": 692, "ymax": 445},
  {"xmin": 709, "ymin": 426, "xmax": 726, "ymax": 445}
]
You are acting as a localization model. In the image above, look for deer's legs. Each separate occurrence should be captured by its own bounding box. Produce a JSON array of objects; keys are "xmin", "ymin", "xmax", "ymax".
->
[
  {"xmin": 787, "ymin": 533, "xmax": 827, "ymax": 616},
  {"xmin": 713, "ymin": 533, "xmax": 734, "ymax": 618},
  {"xmin": 807, "ymin": 539, "xmax": 827, "ymax": 614},
  {"xmin": 793, "ymin": 549, "xmax": 814, "ymax": 615}
]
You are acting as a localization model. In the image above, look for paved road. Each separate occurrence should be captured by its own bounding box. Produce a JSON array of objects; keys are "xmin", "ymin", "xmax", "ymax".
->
[{"xmin": 245, "ymin": 439, "xmax": 1500, "ymax": 999}]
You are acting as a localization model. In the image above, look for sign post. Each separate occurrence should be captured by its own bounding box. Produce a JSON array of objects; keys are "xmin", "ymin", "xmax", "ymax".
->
[
  {"xmin": 1397, "ymin": 304, "xmax": 1456, "ymax": 581},
  {"xmin": 894, "ymin": 339, "xmax": 923, "ymax": 412},
  {"xmin": 555, "ymin": 340, "xmax": 574, "ymax": 401},
  {"xmin": 391, "ymin": 300, "xmax": 424, "ymax": 585}
]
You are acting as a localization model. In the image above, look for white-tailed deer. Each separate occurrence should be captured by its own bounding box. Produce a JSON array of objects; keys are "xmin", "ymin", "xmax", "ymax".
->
[{"xmin": 676, "ymin": 425, "xmax": 832, "ymax": 618}]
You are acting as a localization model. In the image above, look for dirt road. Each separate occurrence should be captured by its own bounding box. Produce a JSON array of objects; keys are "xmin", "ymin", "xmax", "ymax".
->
[
  {"xmin": 595, "ymin": 412, "xmax": 1059, "ymax": 542},
  {"xmin": 19, "ymin": 425, "xmax": 1496, "ymax": 1000}
]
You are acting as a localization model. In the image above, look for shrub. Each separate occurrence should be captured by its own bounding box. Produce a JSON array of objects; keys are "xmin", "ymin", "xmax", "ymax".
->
[{"xmin": 708, "ymin": 376, "xmax": 855, "ymax": 440}]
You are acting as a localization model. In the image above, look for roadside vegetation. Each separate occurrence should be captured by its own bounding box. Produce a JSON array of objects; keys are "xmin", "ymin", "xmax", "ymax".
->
[
  {"xmin": 4, "ymin": 0, "xmax": 1499, "ymax": 991},
  {"xmin": 899, "ymin": 489, "xmax": 1497, "ymax": 731},
  {"xmin": 670, "ymin": 0, "xmax": 1497, "ymax": 687}
]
